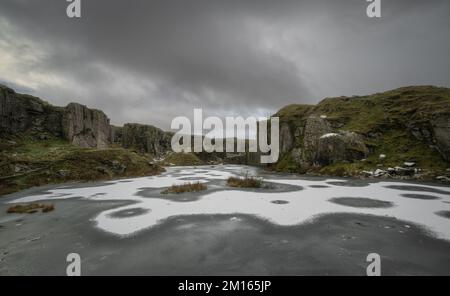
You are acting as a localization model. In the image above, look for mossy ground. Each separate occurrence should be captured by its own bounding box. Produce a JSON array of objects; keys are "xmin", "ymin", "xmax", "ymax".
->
[
  {"xmin": 0, "ymin": 138, "xmax": 164, "ymax": 196},
  {"xmin": 161, "ymin": 152, "xmax": 204, "ymax": 166}
]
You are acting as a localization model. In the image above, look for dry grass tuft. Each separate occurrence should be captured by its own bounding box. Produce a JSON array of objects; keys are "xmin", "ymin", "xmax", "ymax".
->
[
  {"xmin": 7, "ymin": 203, "xmax": 55, "ymax": 214},
  {"xmin": 227, "ymin": 174, "xmax": 263, "ymax": 188},
  {"xmin": 161, "ymin": 182, "xmax": 207, "ymax": 194}
]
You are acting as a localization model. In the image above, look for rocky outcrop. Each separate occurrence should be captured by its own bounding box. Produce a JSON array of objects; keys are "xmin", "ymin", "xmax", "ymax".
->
[
  {"xmin": 279, "ymin": 123, "xmax": 294, "ymax": 154},
  {"xmin": 316, "ymin": 131, "xmax": 369, "ymax": 165},
  {"xmin": 0, "ymin": 85, "xmax": 176, "ymax": 154},
  {"xmin": 62, "ymin": 103, "xmax": 111, "ymax": 149},
  {"xmin": 406, "ymin": 114, "xmax": 450, "ymax": 162},
  {"xmin": 0, "ymin": 85, "xmax": 63, "ymax": 139},
  {"xmin": 270, "ymin": 111, "xmax": 369, "ymax": 170},
  {"xmin": 431, "ymin": 114, "xmax": 450, "ymax": 161},
  {"xmin": 110, "ymin": 125, "xmax": 123, "ymax": 144},
  {"xmin": 274, "ymin": 86, "xmax": 450, "ymax": 174},
  {"xmin": 280, "ymin": 117, "xmax": 367, "ymax": 167},
  {"xmin": 121, "ymin": 123, "xmax": 172, "ymax": 155},
  {"xmin": 0, "ymin": 85, "xmax": 175, "ymax": 154},
  {"xmin": 1, "ymin": 85, "xmax": 112, "ymax": 148},
  {"xmin": 302, "ymin": 116, "xmax": 332, "ymax": 162}
]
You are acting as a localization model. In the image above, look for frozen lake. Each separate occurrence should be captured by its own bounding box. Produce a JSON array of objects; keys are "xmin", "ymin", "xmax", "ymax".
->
[
  {"xmin": 5, "ymin": 165, "xmax": 450, "ymax": 239},
  {"xmin": 1, "ymin": 165, "xmax": 450, "ymax": 275}
]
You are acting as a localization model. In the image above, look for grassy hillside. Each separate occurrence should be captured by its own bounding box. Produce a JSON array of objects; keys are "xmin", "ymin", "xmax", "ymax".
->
[
  {"xmin": 159, "ymin": 152, "xmax": 204, "ymax": 166},
  {"xmin": 273, "ymin": 86, "xmax": 450, "ymax": 179},
  {"xmin": 0, "ymin": 138, "xmax": 164, "ymax": 196}
]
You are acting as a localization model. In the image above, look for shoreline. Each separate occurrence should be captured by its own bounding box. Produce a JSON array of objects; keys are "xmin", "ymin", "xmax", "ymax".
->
[{"xmin": 2, "ymin": 164, "xmax": 450, "ymax": 199}]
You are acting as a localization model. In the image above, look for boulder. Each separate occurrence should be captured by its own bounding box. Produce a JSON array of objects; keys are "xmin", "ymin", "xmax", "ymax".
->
[
  {"xmin": 374, "ymin": 169, "xmax": 387, "ymax": 177},
  {"xmin": 302, "ymin": 116, "xmax": 332, "ymax": 162},
  {"xmin": 393, "ymin": 166, "xmax": 415, "ymax": 176},
  {"xmin": 316, "ymin": 131, "xmax": 369, "ymax": 165}
]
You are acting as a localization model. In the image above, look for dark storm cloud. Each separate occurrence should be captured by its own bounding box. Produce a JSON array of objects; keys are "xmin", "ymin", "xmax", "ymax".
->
[{"xmin": 0, "ymin": 0, "xmax": 449, "ymax": 129}]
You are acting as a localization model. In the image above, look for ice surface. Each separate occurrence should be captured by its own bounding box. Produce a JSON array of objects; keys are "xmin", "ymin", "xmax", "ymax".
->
[{"xmin": 7, "ymin": 166, "xmax": 450, "ymax": 239}]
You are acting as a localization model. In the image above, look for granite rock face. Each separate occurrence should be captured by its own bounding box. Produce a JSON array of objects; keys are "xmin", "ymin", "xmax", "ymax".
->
[
  {"xmin": 121, "ymin": 123, "xmax": 172, "ymax": 155},
  {"xmin": 62, "ymin": 103, "xmax": 112, "ymax": 149},
  {"xmin": 406, "ymin": 114, "xmax": 450, "ymax": 162},
  {"xmin": 431, "ymin": 114, "xmax": 450, "ymax": 161},
  {"xmin": 302, "ymin": 116, "xmax": 332, "ymax": 163},
  {"xmin": 273, "ymin": 86, "xmax": 450, "ymax": 173},
  {"xmin": 0, "ymin": 85, "xmax": 63, "ymax": 139},
  {"xmin": 0, "ymin": 85, "xmax": 175, "ymax": 154},
  {"xmin": 278, "ymin": 116, "xmax": 368, "ymax": 167},
  {"xmin": 0, "ymin": 85, "xmax": 178, "ymax": 155},
  {"xmin": 316, "ymin": 131, "xmax": 369, "ymax": 165},
  {"xmin": 279, "ymin": 123, "xmax": 294, "ymax": 154}
]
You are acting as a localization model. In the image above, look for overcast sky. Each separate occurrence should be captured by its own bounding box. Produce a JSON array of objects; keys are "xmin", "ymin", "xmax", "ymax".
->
[{"xmin": 1, "ymin": 0, "xmax": 450, "ymax": 130}]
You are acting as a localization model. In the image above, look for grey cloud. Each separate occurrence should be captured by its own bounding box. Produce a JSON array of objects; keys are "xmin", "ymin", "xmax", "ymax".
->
[{"xmin": 0, "ymin": 0, "xmax": 449, "ymax": 129}]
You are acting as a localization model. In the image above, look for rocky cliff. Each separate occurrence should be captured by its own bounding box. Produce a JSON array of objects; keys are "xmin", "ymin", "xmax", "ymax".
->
[
  {"xmin": 0, "ymin": 84, "xmax": 167, "ymax": 196},
  {"xmin": 2, "ymin": 84, "xmax": 450, "ymax": 180},
  {"xmin": 0, "ymin": 85, "xmax": 112, "ymax": 148},
  {"xmin": 0, "ymin": 85, "xmax": 64, "ymax": 140},
  {"xmin": 121, "ymin": 123, "xmax": 172, "ymax": 155},
  {"xmin": 62, "ymin": 103, "xmax": 112, "ymax": 149},
  {"xmin": 273, "ymin": 86, "xmax": 450, "ymax": 179},
  {"xmin": 0, "ymin": 84, "xmax": 174, "ymax": 154}
]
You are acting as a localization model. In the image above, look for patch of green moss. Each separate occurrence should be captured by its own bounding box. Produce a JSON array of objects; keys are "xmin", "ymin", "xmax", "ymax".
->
[
  {"xmin": 364, "ymin": 130, "xmax": 447, "ymax": 170},
  {"xmin": 274, "ymin": 153, "xmax": 301, "ymax": 173},
  {"xmin": 275, "ymin": 104, "xmax": 312, "ymax": 123},
  {"xmin": 0, "ymin": 139, "xmax": 164, "ymax": 196},
  {"xmin": 318, "ymin": 163, "xmax": 363, "ymax": 177},
  {"xmin": 313, "ymin": 86, "xmax": 450, "ymax": 134},
  {"xmin": 162, "ymin": 152, "xmax": 204, "ymax": 166}
]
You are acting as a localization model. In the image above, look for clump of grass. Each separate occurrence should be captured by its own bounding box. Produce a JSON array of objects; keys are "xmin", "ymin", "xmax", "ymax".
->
[
  {"xmin": 7, "ymin": 203, "xmax": 55, "ymax": 214},
  {"xmin": 227, "ymin": 174, "xmax": 263, "ymax": 188},
  {"xmin": 161, "ymin": 182, "xmax": 207, "ymax": 194},
  {"xmin": 41, "ymin": 204, "xmax": 55, "ymax": 213}
]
